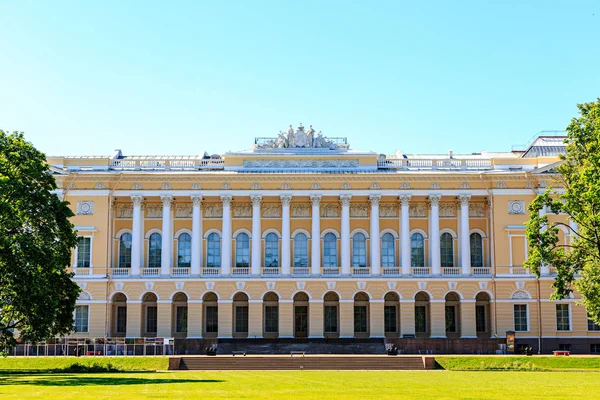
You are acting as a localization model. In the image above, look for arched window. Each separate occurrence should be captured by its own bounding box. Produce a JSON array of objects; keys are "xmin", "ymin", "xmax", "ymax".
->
[
  {"xmin": 119, "ymin": 233, "xmax": 132, "ymax": 268},
  {"xmin": 323, "ymin": 233, "xmax": 338, "ymax": 267},
  {"xmin": 177, "ymin": 233, "xmax": 191, "ymax": 268},
  {"xmin": 352, "ymin": 233, "xmax": 367, "ymax": 267},
  {"xmin": 265, "ymin": 233, "xmax": 279, "ymax": 267},
  {"xmin": 470, "ymin": 233, "xmax": 484, "ymax": 268},
  {"xmin": 148, "ymin": 233, "xmax": 162, "ymax": 268},
  {"xmin": 207, "ymin": 233, "xmax": 221, "ymax": 268},
  {"xmin": 381, "ymin": 233, "xmax": 395, "ymax": 268},
  {"xmin": 411, "ymin": 233, "xmax": 424, "ymax": 267},
  {"xmin": 440, "ymin": 233, "xmax": 454, "ymax": 268},
  {"xmin": 293, "ymin": 233, "xmax": 308, "ymax": 268},
  {"xmin": 235, "ymin": 233, "xmax": 250, "ymax": 268}
]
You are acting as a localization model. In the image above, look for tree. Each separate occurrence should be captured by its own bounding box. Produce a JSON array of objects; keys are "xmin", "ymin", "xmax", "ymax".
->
[
  {"xmin": 525, "ymin": 99, "xmax": 600, "ymax": 325},
  {"xmin": 0, "ymin": 130, "xmax": 80, "ymax": 349}
]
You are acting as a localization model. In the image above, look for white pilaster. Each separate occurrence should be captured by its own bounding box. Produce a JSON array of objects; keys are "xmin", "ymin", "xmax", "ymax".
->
[
  {"xmin": 400, "ymin": 195, "xmax": 411, "ymax": 275},
  {"xmin": 539, "ymin": 205, "xmax": 550, "ymax": 275},
  {"xmin": 310, "ymin": 195, "xmax": 321, "ymax": 275},
  {"xmin": 281, "ymin": 195, "xmax": 292, "ymax": 275},
  {"xmin": 340, "ymin": 194, "xmax": 352, "ymax": 275},
  {"xmin": 251, "ymin": 195, "xmax": 262, "ymax": 275},
  {"xmin": 221, "ymin": 195, "xmax": 233, "ymax": 275},
  {"xmin": 191, "ymin": 195, "xmax": 203, "ymax": 276},
  {"xmin": 131, "ymin": 196, "xmax": 142, "ymax": 276},
  {"xmin": 160, "ymin": 195, "xmax": 173, "ymax": 276},
  {"xmin": 429, "ymin": 195, "xmax": 441, "ymax": 275},
  {"xmin": 369, "ymin": 194, "xmax": 381, "ymax": 275},
  {"xmin": 569, "ymin": 219, "xmax": 578, "ymax": 244},
  {"xmin": 459, "ymin": 194, "xmax": 471, "ymax": 275}
]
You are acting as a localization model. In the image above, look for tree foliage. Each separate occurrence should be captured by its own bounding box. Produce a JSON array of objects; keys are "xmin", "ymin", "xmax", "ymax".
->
[
  {"xmin": 0, "ymin": 130, "xmax": 80, "ymax": 348},
  {"xmin": 525, "ymin": 99, "xmax": 600, "ymax": 324}
]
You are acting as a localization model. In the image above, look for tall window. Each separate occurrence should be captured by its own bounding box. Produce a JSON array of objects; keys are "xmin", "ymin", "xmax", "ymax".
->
[
  {"xmin": 207, "ymin": 233, "xmax": 221, "ymax": 268},
  {"xmin": 116, "ymin": 306, "xmax": 127, "ymax": 334},
  {"xmin": 476, "ymin": 305, "xmax": 487, "ymax": 333},
  {"xmin": 324, "ymin": 306, "xmax": 338, "ymax": 333},
  {"xmin": 440, "ymin": 233, "xmax": 454, "ymax": 268},
  {"xmin": 352, "ymin": 233, "xmax": 367, "ymax": 267},
  {"xmin": 323, "ymin": 233, "xmax": 338, "ymax": 267},
  {"xmin": 119, "ymin": 233, "xmax": 132, "ymax": 268},
  {"xmin": 74, "ymin": 305, "xmax": 89, "ymax": 333},
  {"xmin": 293, "ymin": 233, "xmax": 308, "ymax": 268},
  {"xmin": 354, "ymin": 306, "xmax": 368, "ymax": 333},
  {"xmin": 556, "ymin": 304, "xmax": 570, "ymax": 331},
  {"xmin": 415, "ymin": 306, "xmax": 427, "ymax": 333},
  {"xmin": 148, "ymin": 233, "xmax": 162, "ymax": 268},
  {"xmin": 205, "ymin": 306, "xmax": 218, "ymax": 333},
  {"xmin": 146, "ymin": 306, "xmax": 158, "ymax": 334},
  {"xmin": 265, "ymin": 233, "xmax": 279, "ymax": 267},
  {"xmin": 470, "ymin": 233, "xmax": 484, "ymax": 268},
  {"xmin": 445, "ymin": 306, "xmax": 457, "ymax": 333},
  {"xmin": 235, "ymin": 306, "xmax": 249, "ymax": 333},
  {"xmin": 411, "ymin": 233, "xmax": 425, "ymax": 267},
  {"xmin": 384, "ymin": 306, "xmax": 397, "ymax": 333},
  {"xmin": 381, "ymin": 233, "xmax": 395, "ymax": 268},
  {"xmin": 76, "ymin": 237, "xmax": 91, "ymax": 268},
  {"xmin": 177, "ymin": 233, "xmax": 191, "ymax": 268},
  {"xmin": 235, "ymin": 233, "xmax": 250, "ymax": 268},
  {"xmin": 264, "ymin": 306, "xmax": 279, "ymax": 333},
  {"xmin": 514, "ymin": 305, "xmax": 528, "ymax": 331},
  {"xmin": 588, "ymin": 317, "xmax": 600, "ymax": 331},
  {"xmin": 176, "ymin": 306, "xmax": 188, "ymax": 333}
]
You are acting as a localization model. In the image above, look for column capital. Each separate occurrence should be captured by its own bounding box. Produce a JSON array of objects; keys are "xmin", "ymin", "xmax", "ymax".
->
[
  {"xmin": 369, "ymin": 194, "xmax": 381, "ymax": 207},
  {"xmin": 220, "ymin": 195, "xmax": 233, "ymax": 206},
  {"xmin": 280, "ymin": 195, "xmax": 293, "ymax": 206},
  {"xmin": 131, "ymin": 195, "xmax": 143, "ymax": 207},
  {"xmin": 339, "ymin": 194, "xmax": 352, "ymax": 207},
  {"xmin": 428, "ymin": 194, "xmax": 442, "ymax": 207},
  {"xmin": 310, "ymin": 195, "xmax": 322, "ymax": 206},
  {"xmin": 250, "ymin": 195, "xmax": 262, "ymax": 206},
  {"xmin": 191, "ymin": 195, "xmax": 203, "ymax": 207},
  {"xmin": 160, "ymin": 195, "xmax": 173, "ymax": 207},
  {"xmin": 458, "ymin": 194, "xmax": 471, "ymax": 206},
  {"xmin": 399, "ymin": 194, "xmax": 411, "ymax": 206}
]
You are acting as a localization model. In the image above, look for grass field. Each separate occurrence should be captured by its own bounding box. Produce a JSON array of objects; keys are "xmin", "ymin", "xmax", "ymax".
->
[{"xmin": 1, "ymin": 370, "xmax": 600, "ymax": 399}]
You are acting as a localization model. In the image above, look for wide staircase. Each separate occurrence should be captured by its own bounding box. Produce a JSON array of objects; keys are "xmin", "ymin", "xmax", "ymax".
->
[{"xmin": 174, "ymin": 355, "xmax": 431, "ymax": 370}]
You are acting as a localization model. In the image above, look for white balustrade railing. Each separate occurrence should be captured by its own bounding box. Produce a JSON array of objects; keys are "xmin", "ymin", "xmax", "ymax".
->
[
  {"xmin": 378, "ymin": 158, "xmax": 492, "ymax": 171},
  {"xmin": 202, "ymin": 267, "xmax": 220, "ymax": 276},
  {"xmin": 382, "ymin": 267, "xmax": 401, "ymax": 276},
  {"xmin": 110, "ymin": 268, "xmax": 130, "ymax": 276},
  {"xmin": 352, "ymin": 267, "xmax": 370, "ymax": 275},
  {"xmin": 292, "ymin": 267, "xmax": 310, "ymax": 275},
  {"xmin": 510, "ymin": 266, "xmax": 531, "ymax": 275},
  {"xmin": 73, "ymin": 268, "xmax": 91, "ymax": 275},
  {"xmin": 411, "ymin": 267, "xmax": 431, "ymax": 276},
  {"xmin": 109, "ymin": 158, "xmax": 224, "ymax": 170},
  {"xmin": 262, "ymin": 267, "xmax": 280, "ymax": 275},
  {"xmin": 472, "ymin": 267, "xmax": 491, "ymax": 275},
  {"xmin": 141, "ymin": 267, "xmax": 160, "ymax": 276},
  {"xmin": 442, "ymin": 267, "xmax": 461, "ymax": 276},
  {"xmin": 322, "ymin": 267, "xmax": 340, "ymax": 275},
  {"xmin": 232, "ymin": 267, "xmax": 250, "ymax": 275},
  {"xmin": 171, "ymin": 267, "xmax": 190, "ymax": 276}
]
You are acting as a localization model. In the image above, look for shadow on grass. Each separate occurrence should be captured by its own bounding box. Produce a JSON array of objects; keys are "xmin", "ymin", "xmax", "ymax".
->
[{"xmin": 0, "ymin": 375, "xmax": 223, "ymax": 386}]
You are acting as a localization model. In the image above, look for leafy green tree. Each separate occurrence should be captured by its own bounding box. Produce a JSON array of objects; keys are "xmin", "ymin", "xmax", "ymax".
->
[
  {"xmin": 525, "ymin": 99, "xmax": 600, "ymax": 324},
  {"xmin": 0, "ymin": 130, "xmax": 80, "ymax": 349}
]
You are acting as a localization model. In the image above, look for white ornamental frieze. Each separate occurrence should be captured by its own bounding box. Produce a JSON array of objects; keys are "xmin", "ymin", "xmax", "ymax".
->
[
  {"xmin": 262, "ymin": 204, "xmax": 281, "ymax": 218},
  {"xmin": 292, "ymin": 204, "xmax": 310, "ymax": 218},
  {"xmin": 439, "ymin": 203, "xmax": 456, "ymax": 218},
  {"xmin": 243, "ymin": 159, "xmax": 358, "ymax": 169},
  {"xmin": 409, "ymin": 203, "xmax": 426, "ymax": 218},
  {"xmin": 204, "ymin": 204, "xmax": 223, "ymax": 218},
  {"xmin": 350, "ymin": 204, "xmax": 368, "ymax": 218},
  {"xmin": 146, "ymin": 204, "xmax": 163, "ymax": 219},
  {"xmin": 175, "ymin": 204, "xmax": 193, "ymax": 218},
  {"xmin": 234, "ymin": 204, "xmax": 252, "ymax": 218},
  {"xmin": 469, "ymin": 203, "xmax": 485, "ymax": 218},
  {"xmin": 117, "ymin": 204, "xmax": 133, "ymax": 218},
  {"xmin": 380, "ymin": 204, "xmax": 397, "ymax": 218},
  {"xmin": 321, "ymin": 204, "xmax": 339, "ymax": 218}
]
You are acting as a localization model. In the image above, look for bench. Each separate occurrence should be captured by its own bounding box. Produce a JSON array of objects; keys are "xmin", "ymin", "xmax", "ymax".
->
[
  {"xmin": 553, "ymin": 350, "xmax": 570, "ymax": 356},
  {"xmin": 290, "ymin": 351, "xmax": 305, "ymax": 357},
  {"xmin": 232, "ymin": 351, "xmax": 246, "ymax": 356}
]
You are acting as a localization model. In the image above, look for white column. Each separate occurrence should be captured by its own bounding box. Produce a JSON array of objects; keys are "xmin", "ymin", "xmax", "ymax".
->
[
  {"xmin": 400, "ymin": 195, "xmax": 411, "ymax": 275},
  {"xmin": 160, "ymin": 195, "xmax": 173, "ymax": 276},
  {"xmin": 221, "ymin": 195, "xmax": 233, "ymax": 275},
  {"xmin": 131, "ymin": 196, "xmax": 142, "ymax": 276},
  {"xmin": 191, "ymin": 195, "xmax": 203, "ymax": 276},
  {"xmin": 429, "ymin": 195, "xmax": 441, "ymax": 275},
  {"xmin": 281, "ymin": 195, "xmax": 292, "ymax": 275},
  {"xmin": 340, "ymin": 194, "xmax": 352, "ymax": 275},
  {"xmin": 539, "ymin": 205, "xmax": 550, "ymax": 275},
  {"xmin": 369, "ymin": 194, "xmax": 381, "ymax": 275},
  {"xmin": 250, "ymin": 195, "xmax": 262, "ymax": 275},
  {"xmin": 459, "ymin": 194, "xmax": 471, "ymax": 275},
  {"xmin": 310, "ymin": 195, "xmax": 321, "ymax": 275}
]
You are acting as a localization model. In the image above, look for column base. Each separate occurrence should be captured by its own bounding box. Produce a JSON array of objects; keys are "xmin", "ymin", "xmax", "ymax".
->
[
  {"xmin": 279, "ymin": 335, "xmax": 294, "ymax": 339},
  {"xmin": 430, "ymin": 336, "xmax": 447, "ymax": 339},
  {"xmin": 309, "ymin": 335, "xmax": 325, "ymax": 339}
]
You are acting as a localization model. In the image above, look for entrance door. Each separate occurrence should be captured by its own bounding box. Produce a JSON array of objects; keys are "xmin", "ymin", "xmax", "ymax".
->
[{"xmin": 295, "ymin": 306, "xmax": 308, "ymax": 338}]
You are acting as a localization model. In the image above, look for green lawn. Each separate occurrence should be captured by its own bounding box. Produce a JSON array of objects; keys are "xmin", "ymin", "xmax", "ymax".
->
[
  {"xmin": 436, "ymin": 356, "xmax": 600, "ymax": 371},
  {"xmin": 1, "ymin": 370, "xmax": 600, "ymax": 399}
]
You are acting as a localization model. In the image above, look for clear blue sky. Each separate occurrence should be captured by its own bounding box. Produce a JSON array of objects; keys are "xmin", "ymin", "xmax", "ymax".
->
[{"xmin": 1, "ymin": 0, "xmax": 598, "ymax": 156}]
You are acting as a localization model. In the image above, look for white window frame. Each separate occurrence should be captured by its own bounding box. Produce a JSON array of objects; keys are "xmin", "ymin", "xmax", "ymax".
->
[
  {"xmin": 73, "ymin": 305, "xmax": 89, "ymax": 333},
  {"xmin": 513, "ymin": 304, "xmax": 529, "ymax": 332},
  {"xmin": 556, "ymin": 303, "xmax": 572, "ymax": 332},
  {"xmin": 74, "ymin": 235, "xmax": 93, "ymax": 269}
]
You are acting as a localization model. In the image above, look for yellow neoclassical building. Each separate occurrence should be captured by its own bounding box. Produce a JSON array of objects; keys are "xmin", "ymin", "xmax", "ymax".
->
[{"xmin": 49, "ymin": 126, "xmax": 600, "ymax": 354}]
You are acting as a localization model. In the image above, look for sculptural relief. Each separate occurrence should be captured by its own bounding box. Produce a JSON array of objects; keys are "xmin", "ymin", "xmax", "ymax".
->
[
  {"xmin": 409, "ymin": 203, "xmax": 427, "ymax": 218},
  {"xmin": 439, "ymin": 203, "xmax": 456, "ymax": 218},
  {"xmin": 320, "ymin": 204, "xmax": 339, "ymax": 218},
  {"xmin": 117, "ymin": 204, "xmax": 133, "ymax": 218},
  {"xmin": 175, "ymin": 204, "xmax": 193, "ymax": 218},
  {"xmin": 146, "ymin": 204, "xmax": 163, "ymax": 219},
  {"xmin": 292, "ymin": 204, "xmax": 310, "ymax": 218},
  {"xmin": 204, "ymin": 204, "xmax": 223, "ymax": 218},
  {"xmin": 469, "ymin": 203, "xmax": 485, "ymax": 218},
  {"xmin": 262, "ymin": 204, "xmax": 281, "ymax": 218},
  {"xmin": 234, "ymin": 204, "xmax": 252, "ymax": 218},
  {"xmin": 253, "ymin": 123, "xmax": 347, "ymax": 150},
  {"xmin": 350, "ymin": 204, "xmax": 368, "ymax": 218},
  {"xmin": 380, "ymin": 204, "xmax": 397, "ymax": 218}
]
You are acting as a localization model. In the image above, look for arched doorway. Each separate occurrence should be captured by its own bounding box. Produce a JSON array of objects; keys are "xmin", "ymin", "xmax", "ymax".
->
[
  {"xmin": 445, "ymin": 292, "xmax": 461, "ymax": 338},
  {"xmin": 475, "ymin": 292, "xmax": 491, "ymax": 338},
  {"xmin": 142, "ymin": 293, "xmax": 158, "ymax": 337},
  {"xmin": 263, "ymin": 292, "xmax": 279, "ymax": 338},
  {"xmin": 203, "ymin": 292, "xmax": 218, "ymax": 338},
  {"xmin": 323, "ymin": 291, "xmax": 339, "ymax": 338},
  {"xmin": 384, "ymin": 292, "xmax": 400, "ymax": 337},
  {"xmin": 293, "ymin": 292, "xmax": 309, "ymax": 338},
  {"xmin": 232, "ymin": 292, "xmax": 249, "ymax": 338},
  {"xmin": 354, "ymin": 292, "xmax": 370, "ymax": 337},
  {"xmin": 172, "ymin": 292, "xmax": 188, "ymax": 338},
  {"xmin": 414, "ymin": 291, "xmax": 430, "ymax": 338},
  {"xmin": 112, "ymin": 293, "xmax": 127, "ymax": 336}
]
